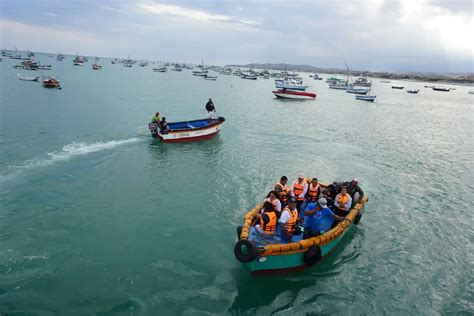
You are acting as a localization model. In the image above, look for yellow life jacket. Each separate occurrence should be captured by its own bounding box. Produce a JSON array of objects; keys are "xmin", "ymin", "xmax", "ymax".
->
[
  {"xmin": 260, "ymin": 212, "xmax": 277, "ymax": 234},
  {"xmin": 283, "ymin": 207, "xmax": 298, "ymax": 233},
  {"xmin": 337, "ymin": 194, "xmax": 349, "ymax": 210}
]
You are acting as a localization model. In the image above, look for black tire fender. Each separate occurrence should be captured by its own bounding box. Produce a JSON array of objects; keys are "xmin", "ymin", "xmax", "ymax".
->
[
  {"xmin": 234, "ymin": 239, "xmax": 257, "ymax": 263},
  {"xmin": 354, "ymin": 212, "xmax": 362, "ymax": 225},
  {"xmin": 303, "ymin": 246, "xmax": 322, "ymax": 266}
]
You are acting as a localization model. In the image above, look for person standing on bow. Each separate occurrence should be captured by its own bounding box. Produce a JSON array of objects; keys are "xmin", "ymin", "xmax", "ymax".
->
[{"xmin": 205, "ymin": 97, "xmax": 216, "ymax": 119}]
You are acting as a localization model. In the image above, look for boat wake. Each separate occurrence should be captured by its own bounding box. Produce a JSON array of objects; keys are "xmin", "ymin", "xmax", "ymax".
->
[{"xmin": 0, "ymin": 138, "xmax": 142, "ymax": 184}]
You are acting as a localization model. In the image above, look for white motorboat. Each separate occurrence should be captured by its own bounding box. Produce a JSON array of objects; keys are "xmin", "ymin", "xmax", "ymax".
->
[
  {"xmin": 153, "ymin": 66, "xmax": 167, "ymax": 72},
  {"xmin": 346, "ymin": 84, "xmax": 369, "ymax": 94},
  {"xmin": 17, "ymin": 74, "xmax": 39, "ymax": 81},
  {"xmin": 204, "ymin": 75, "xmax": 217, "ymax": 81}
]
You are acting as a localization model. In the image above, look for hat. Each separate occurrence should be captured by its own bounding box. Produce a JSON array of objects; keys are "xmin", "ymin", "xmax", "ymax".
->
[
  {"xmin": 288, "ymin": 197, "xmax": 297, "ymax": 204},
  {"xmin": 352, "ymin": 178, "xmax": 359, "ymax": 183},
  {"xmin": 318, "ymin": 198, "xmax": 328, "ymax": 208},
  {"xmin": 312, "ymin": 177, "xmax": 318, "ymax": 182},
  {"xmin": 298, "ymin": 174, "xmax": 304, "ymax": 179}
]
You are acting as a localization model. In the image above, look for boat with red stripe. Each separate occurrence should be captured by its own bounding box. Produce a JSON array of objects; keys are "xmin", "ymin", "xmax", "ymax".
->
[{"xmin": 272, "ymin": 89, "xmax": 316, "ymax": 100}]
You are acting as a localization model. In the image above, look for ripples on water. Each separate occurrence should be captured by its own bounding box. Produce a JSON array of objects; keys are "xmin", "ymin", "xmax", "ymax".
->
[{"xmin": 0, "ymin": 55, "xmax": 473, "ymax": 314}]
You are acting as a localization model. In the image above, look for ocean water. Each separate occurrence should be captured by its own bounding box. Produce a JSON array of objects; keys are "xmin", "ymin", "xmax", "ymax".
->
[{"xmin": 0, "ymin": 54, "xmax": 473, "ymax": 315}]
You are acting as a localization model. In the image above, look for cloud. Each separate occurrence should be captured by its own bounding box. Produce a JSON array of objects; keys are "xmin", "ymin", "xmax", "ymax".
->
[{"xmin": 137, "ymin": 2, "xmax": 259, "ymax": 26}]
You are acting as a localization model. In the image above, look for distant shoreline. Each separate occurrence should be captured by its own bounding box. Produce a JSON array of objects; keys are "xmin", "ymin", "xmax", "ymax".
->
[{"xmin": 226, "ymin": 63, "xmax": 474, "ymax": 85}]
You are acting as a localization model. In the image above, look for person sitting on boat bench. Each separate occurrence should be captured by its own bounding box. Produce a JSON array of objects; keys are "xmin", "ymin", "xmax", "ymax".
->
[
  {"xmin": 334, "ymin": 186, "xmax": 352, "ymax": 217},
  {"xmin": 205, "ymin": 97, "xmax": 216, "ymax": 119},
  {"xmin": 264, "ymin": 190, "xmax": 282, "ymax": 214},
  {"xmin": 151, "ymin": 112, "xmax": 160, "ymax": 124},
  {"xmin": 303, "ymin": 198, "xmax": 347, "ymax": 238},
  {"xmin": 159, "ymin": 117, "xmax": 169, "ymax": 134},
  {"xmin": 255, "ymin": 201, "xmax": 279, "ymax": 235},
  {"xmin": 279, "ymin": 198, "xmax": 303, "ymax": 242},
  {"xmin": 274, "ymin": 176, "xmax": 289, "ymax": 206},
  {"xmin": 347, "ymin": 178, "xmax": 364, "ymax": 205}
]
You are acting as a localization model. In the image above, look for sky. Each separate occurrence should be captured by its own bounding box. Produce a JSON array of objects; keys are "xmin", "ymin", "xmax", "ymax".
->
[{"xmin": 0, "ymin": 0, "xmax": 473, "ymax": 73}]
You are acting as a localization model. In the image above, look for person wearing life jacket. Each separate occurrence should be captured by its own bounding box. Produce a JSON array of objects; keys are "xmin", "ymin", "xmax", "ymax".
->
[
  {"xmin": 301, "ymin": 177, "xmax": 321, "ymax": 213},
  {"xmin": 274, "ymin": 176, "xmax": 289, "ymax": 206},
  {"xmin": 255, "ymin": 201, "xmax": 278, "ymax": 235},
  {"xmin": 279, "ymin": 197, "xmax": 303, "ymax": 242},
  {"xmin": 151, "ymin": 112, "xmax": 160, "ymax": 124},
  {"xmin": 291, "ymin": 175, "xmax": 308, "ymax": 211},
  {"xmin": 334, "ymin": 186, "xmax": 353, "ymax": 217},
  {"xmin": 347, "ymin": 178, "xmax": 364, "ymax": 205},
  {"xmin": 303, "ymin": 198, "xmax": 348, "ymax": 238},
  {"xmin": 263, "ymin": 190, "xmax": 282, "ymax": 214}
]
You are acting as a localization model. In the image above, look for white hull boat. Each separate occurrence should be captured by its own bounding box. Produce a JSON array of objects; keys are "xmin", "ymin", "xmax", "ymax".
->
[
  {"xmin": 17, "ymin": 74, "xmax": 39, "ymax": 81},
  {"xmin": 272, "ymin": 89, "xmax": 316, "ymax": 100}
]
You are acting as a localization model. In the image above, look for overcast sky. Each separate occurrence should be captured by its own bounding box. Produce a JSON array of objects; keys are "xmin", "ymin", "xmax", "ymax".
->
[{"xmin": 1, "ymin": 0, "xmax": 472, "ymax": 73}]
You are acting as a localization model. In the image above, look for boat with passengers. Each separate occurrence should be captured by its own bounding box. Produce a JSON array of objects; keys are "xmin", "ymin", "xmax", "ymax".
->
[
  {"xmin": 149, "ymin": 116, "xmax": 225, "ymax": 142},
  {"xmin": 234, "ymin": 177, "xmax": 368, "ymax": 273}
]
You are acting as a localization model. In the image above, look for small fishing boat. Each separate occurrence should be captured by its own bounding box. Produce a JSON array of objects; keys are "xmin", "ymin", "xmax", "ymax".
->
[
  {"xmin": 469, "ymin": 90, "xmax": 474, "ymax": 95},
  {"xmin": 354, "ymin": 77, "xmax": 372, "ymax": 87},
  {"xmin": 234, "ymin": 180, "xmax": 368, "ymax": 273},
  {"xmin": 241, "ymin": 73, "xmax": 258, "ymax": 80},
  {"xmin": 346, "ymin": 84, "xmax": 369, "ymax": 95},
  {"xmin": 355, "ymin": 94, "xmax": 376, "ymax": 102},
  {"xmin": 92, "ymin": 63, "xmax": 102, "ymax": 70},
  {"xmin": 328, "ymin": 81, "xmax": 348, "ymax": 90},
  {"xmin": 275, "ymin": 79, "xmax": 309, "ymax": 91},
  {"xmin": 153, "ymin": 66, "xmax": 167, "ymax": 72},
  {"xmin": 148, "ymin": 117, "xmax": 226, "ymax": 143},
  {"xmin": 171, "ymin": 65, "xmax": 183, "ymax": 71},
  {"xmin": 272, "ymin": 89, "xmax": 316, "ymax": 100},
  {"xmin": 37, "ymin": 65, "xmax": 52, "ymax": 70},
  {"xmin": 139, "ymin": 62, "xmax": 148, "ymax": 67},
  {"xmin": 380, "ymin": 80, "xmax": 391, "ymax": 83},
  {"xmin": 204, "ymin": 75, "xmax": 217, "ymax": 81},
  {"xmin": 407, "ymin": 89, "xmax": 420, "ymax": 94},
  {"xmin": 42, "ymin": 77, "xmax": 61, "ymax": 89},
  {"xmin": 392, "ymin": 85, "xmax": 404, "ymax": 89},
  {"xmin": 17, "ymin": 74, "xmax": 39, "ymax": 81},
  {"xmin": 432, "ymin": 86, "xmax": 450, "ymax": 92}
]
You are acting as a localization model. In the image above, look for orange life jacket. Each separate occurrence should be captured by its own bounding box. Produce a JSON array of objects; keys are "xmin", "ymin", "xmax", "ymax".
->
[
  {"xmin": 293, "ymin": 181, "xmax": 305, "ymax": 201},
  {"xmin": 260, "ymin": 212, "xmax": 277, "ymax": 234},
  {"xmin": 283, "ymin": 207, "xmax": 298, "ymax": 233},
  {"xmin": 337, "ymin": 194, "xmax": 349, "ymax": 210},
  {"xmin": 275, "ymin": 182, "xmax": 288, "ymax": 203},
  {"xmin": 308, "ymin": 183, "xmax": 320, "ymax": 200}
]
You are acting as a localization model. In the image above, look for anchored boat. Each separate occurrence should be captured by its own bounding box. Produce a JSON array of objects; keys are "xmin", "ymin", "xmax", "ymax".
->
[
  {"xmin": 234, "ymin": 182, "xmax": 368, "ymax": 273},
  {"xmin": 355, "ymin": 94, "xmax": 376, "ymax": 102},
  {"xmin": 272, "ymin": 90, "xmax": 316, "ymax": 100},
  {"xmin": 42, "ymin": 77, "xmax": 61, "ymax": 89},
  {"xmin": 407, "ymin": 89, "xmax": 420, "ymax": 94},
  {"xmin": 17, "ymin": 74, "xmax": 39, "ymax": 81},
  {"xmin": 148, "ymin": 117, "xmax": 225, "ymax": 143}
]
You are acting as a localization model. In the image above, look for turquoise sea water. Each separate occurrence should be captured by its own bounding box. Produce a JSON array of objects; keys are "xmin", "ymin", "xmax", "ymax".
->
[{"xmin": 0, "ymin": 54, "xmax": 473, "ymax": 314}]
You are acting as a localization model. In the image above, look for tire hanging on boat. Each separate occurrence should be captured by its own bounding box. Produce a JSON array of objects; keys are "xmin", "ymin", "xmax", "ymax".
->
[
  {"xmin": 234, "ymin": 239, "xmax": 258, "ymax": 263},
  {"xmin": 303, "ymin": 246, "xmax": 322, "ymax": 266}
]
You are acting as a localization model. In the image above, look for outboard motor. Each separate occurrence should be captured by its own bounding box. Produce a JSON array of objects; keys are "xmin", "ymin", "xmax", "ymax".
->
[{"xmin": 148, "ymin": 123, "xmax": 159, "ymax": 138}]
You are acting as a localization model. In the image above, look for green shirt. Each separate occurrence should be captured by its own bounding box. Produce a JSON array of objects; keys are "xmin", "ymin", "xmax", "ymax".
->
[{"xmin": 151, "ymin": 115, "xmax": 160, "ymax": 123}]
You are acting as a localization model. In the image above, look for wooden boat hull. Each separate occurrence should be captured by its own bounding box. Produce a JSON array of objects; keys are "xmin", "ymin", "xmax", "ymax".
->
[
  {"xmin": 272, "ymin": 90, "xmax": 316, "ymax": 100},
  {"xmin": 149, "ymin": 117, "xmax": 225, "ymax": 143}
]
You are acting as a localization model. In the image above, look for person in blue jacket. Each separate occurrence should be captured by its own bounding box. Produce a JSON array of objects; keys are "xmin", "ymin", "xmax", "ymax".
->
[{"xmin": 303, "ymin": 198, "xmax": 348, "ymax": 238}]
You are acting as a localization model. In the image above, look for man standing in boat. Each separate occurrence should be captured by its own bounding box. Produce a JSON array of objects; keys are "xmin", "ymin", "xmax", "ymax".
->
[{"xmin": 205, "ymin": 97, "xmax": 216, "ymax": 119}]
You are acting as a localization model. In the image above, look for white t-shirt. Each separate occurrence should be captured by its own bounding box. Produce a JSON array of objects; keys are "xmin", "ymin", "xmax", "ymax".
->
[
  {"xmin": 266, "ymin": 198, "xmax": 282, "ymax": 213},
  {"xmin": 280, "ymin": 209, "xmax": 291, "ymax": 224}
]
